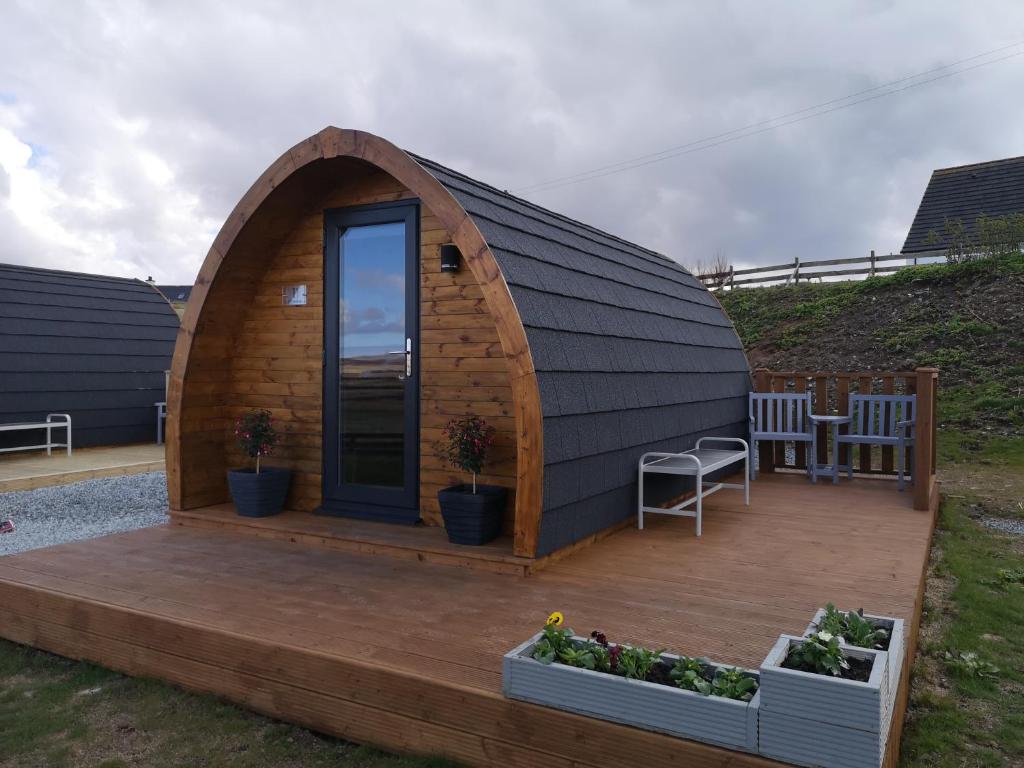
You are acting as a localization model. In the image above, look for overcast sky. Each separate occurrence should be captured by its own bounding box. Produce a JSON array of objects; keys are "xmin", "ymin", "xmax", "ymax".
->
[{"xmin": 1, "ymin": 1, "xmax": 1022, "ymax": 283}]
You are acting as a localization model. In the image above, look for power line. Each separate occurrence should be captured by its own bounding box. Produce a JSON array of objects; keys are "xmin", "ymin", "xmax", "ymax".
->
[{"xmin": 517, "ymin": 41, "xmax": 1024, "ymax": 195}]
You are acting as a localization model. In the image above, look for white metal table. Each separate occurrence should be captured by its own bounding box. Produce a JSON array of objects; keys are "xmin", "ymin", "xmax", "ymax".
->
[{"xmin": 638, "ymin": 437, "xmax": 749, "ymax": 536}]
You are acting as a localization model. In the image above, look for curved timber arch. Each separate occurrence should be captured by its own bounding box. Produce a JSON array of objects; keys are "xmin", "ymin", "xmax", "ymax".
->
[{"xmin": 167, "ymin": 127, "xmax": 544, "ymax": 557}]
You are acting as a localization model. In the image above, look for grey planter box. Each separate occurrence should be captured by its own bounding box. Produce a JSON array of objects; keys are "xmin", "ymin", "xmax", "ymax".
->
[
  {"xmin": 503, "ymin": 632, "xmax": 760, "ymax": 751},
  {"xmin": 805, "ymin": 608, "xmax": 907, "ymax": 717},
  {"xmin": 758, "ymin": 634, "xmax": 895, "ymax": 768}
]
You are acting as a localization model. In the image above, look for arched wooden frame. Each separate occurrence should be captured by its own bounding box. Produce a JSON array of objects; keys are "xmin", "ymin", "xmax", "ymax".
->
[{"xmin": 166, "ymin": 128, "xmax": 543, "ymax": 557}]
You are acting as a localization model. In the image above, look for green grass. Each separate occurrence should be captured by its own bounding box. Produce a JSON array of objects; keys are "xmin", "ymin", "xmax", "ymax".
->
[
  {"xmin": 899, "ymin": 433, "xmax": 1024, "ymax": 767},
  {"xmin": 900, "ymin": 498, "xmax": 1024, "ymax": 767},
  {"xmin": 0, "ymin": 642, "xmax": 459, "ymax": 768},
  {"xmin": 720, "ymin": 252, "xmax": 1024, "ymax": 354}
]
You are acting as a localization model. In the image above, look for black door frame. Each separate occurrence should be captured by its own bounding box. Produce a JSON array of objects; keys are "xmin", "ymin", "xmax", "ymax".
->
[{"xmin": 318, "ymin": 200, "xmax": 420, "ymax": 523}]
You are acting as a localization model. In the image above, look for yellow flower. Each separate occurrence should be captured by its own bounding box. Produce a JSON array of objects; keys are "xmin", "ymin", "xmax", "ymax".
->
[{"xmin": 546, "ymin": 611, "xmax": 564, "ymax": 627}]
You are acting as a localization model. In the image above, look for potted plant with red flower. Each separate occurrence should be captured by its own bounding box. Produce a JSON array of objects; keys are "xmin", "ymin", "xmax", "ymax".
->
[
  {"xmin": 227, "ymin": 409, "xmax": 290, "ymax": 518},
  {"xmin": 436, "ymin": 415, "xmax": 507, "ymax": 545}
]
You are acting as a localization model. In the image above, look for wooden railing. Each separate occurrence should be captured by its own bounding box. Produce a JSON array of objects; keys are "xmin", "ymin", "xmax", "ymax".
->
[
  {"xmin": 700, "ymin": 250, "xmax": 944, "ymax": 289},
  {"xmin": 753, "ymin": 368, "xmax": 939, "ymax": 511}
]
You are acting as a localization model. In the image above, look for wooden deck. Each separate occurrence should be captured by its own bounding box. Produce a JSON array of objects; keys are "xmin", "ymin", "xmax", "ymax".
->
[
  {"xmin": 0, "ymin": 474, "xmax": 936, "ymax": 767},
  {"xmin": 0, "ymin": 443, "xmax": 165, "ymax": 492}
]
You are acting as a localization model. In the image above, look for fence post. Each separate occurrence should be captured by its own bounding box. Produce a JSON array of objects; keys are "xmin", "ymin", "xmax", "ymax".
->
[
  {"xmin": 913, "ymin": 368, "xmax": 938, "ymax": 511},
  {"xmin": 728, "ymin": 266, "xmax": 734, "ymax": 289},
  {"xmin": 754, "ymin": 369, "xmax": 775, "ymax": 474},
  {"xmin": 869, "ymin": 249, "xmax": 876, "ymax": 277},
  {"xmin": 793, "ymin": 257, "xmax": 801, "ymax": 284}
]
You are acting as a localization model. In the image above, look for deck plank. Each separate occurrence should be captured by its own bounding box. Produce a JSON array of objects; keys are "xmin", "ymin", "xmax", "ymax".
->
[{"xmin": 0, "ymin": 473, "xmax": 935, "ymax": 767}]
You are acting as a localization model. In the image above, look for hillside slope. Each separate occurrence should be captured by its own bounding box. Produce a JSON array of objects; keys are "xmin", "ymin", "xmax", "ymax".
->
[{"xmin": 718, "ymin": 255, "xmax": 1024, "ymax": 455}]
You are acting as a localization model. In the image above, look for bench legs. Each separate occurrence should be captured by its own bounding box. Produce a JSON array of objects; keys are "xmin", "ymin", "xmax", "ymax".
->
[
  {"xmin": 695, "ymin": 474, "xmax": 702, "ymax": 537},
  {"xmin": 744, "ymin": 452, "xmax": 750, "ymax": 507},
  {"xmin": 637, "ymin": 464, "xmax": 645, "ymax": 530}
]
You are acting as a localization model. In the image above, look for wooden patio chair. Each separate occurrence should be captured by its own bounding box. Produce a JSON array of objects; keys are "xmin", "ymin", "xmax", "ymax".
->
[
  {"xmin": 833, "ymin": 394, "xmax": 916, "ymax": 490},
  {"xmin": 748, "ymin": 392, "xmax": 816, "ymax": 481}
]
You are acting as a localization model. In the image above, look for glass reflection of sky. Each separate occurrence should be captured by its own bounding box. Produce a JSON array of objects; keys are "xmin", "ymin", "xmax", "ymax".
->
[{"xmin": 340, "ymin": 222, "xmax": 405, "ymax": 359}]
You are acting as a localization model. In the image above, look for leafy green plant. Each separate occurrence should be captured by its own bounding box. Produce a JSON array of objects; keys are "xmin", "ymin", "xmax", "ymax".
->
[
  {"xmin": 439, "ymin": 415, "xmax": 496, "ymax": 493},
  {"xmin": 842, "ymin": 610, "xmax": 889, "ymax": 650},
  {"xmin": 615, "ymin": 645, "xmax": 664, "ymax": 681},
  {"xmin": 670, "ymin": 656, "xmax": 712, "ymax": 694},
  {"xmin": 996, "ymin": 567, "xmax": 1024, "ymax": 586},
  {"xmin": 815, "ymin": 603, "xmax": 889, "ymax": 649},
  {"xmin": 927, "ymin": 213, "xmax": 1024, "ymax": 263},
  {"xmin": 531, "ymin": 622, "xmax": 575, "ymax": 665},
  {"xmin": 557, "ymin": 644, "xmax": 598, "ymax": 670},
  {"xmin": 234, "ymin": 409, "xmax": 279, "ymax": 474},
  {"xmin": 943, "ymin": 650, "xmax": 1000, "ymax": 679},
  {"xmin": 817, "ymin": 603, "xmax": 845, "ymax": 635},
  {"xmin": 710, "ymin": 666, "xmax": 759, "ymax": 702},
  {"xmin": 783, "ymin": 632, "xmax": 850, "ymax": 677}
]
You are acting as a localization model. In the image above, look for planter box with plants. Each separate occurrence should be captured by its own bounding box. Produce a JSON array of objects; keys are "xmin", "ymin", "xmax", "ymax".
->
[
  {"xmin": 805, "ymin": 603, "xmax": 906, "ymax": 712},
  {"xmin": 227, "ymin": 409, "xmax": 291, "ymax": 518},
  {"xmin": 757, "ymin": 630, "xmax": 896, "ymax": 768},
  {"xmin": 436, "ymin": 415, "xmax": 507, "ymax": 545},
  {"xmin": 503, "ymin": 614, "xmax": 760, "ymax": 752}
]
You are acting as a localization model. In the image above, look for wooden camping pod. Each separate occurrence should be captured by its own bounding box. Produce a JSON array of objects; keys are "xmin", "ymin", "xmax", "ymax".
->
[{"xmin": 167, "ymin": 127, "xmax": 751, "ymax": 559}]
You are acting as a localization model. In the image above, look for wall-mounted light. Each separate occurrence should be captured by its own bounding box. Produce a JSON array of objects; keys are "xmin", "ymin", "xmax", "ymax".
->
[{"xmin": 440, "ymin": 243, "xmax": 461, "ymax": 273}]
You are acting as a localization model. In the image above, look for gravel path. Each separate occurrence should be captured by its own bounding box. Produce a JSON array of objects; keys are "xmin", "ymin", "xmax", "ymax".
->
[
  {"xmin": 0, "ymin": 472, "xmax": 169, "ymax": 556},
  {"xmin": 980, "ymin": 516, "xmax": 1024, "ymax": 536}
]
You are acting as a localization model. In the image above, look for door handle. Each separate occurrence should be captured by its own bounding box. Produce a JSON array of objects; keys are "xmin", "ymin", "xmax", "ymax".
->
[{"xmin": 388, "ymin": 339, "xmax": 412, "ymax": 378}]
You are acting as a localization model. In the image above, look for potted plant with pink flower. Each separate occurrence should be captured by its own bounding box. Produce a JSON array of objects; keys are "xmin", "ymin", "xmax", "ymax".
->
[
  {"xmin": 436, "ymin": 415, "xmax": 507, "ymax": 545},
  {"xmin": 227, "ymin": 409, "xmax": 290, "ymax": 518}
]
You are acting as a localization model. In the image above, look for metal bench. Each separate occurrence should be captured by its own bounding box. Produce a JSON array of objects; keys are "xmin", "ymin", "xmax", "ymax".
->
[
  {"xmin": 638, "ymin": 437, "xmax": 749, "ymax": 536},
  {"xmin": 0, "ymin": 413, "xmax": 72, "ymax": 456}
]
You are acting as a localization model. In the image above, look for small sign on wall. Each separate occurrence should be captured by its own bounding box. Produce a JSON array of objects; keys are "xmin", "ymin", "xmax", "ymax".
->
[{"xmin": 282, "ymin": 284, "xmax": 307, "ymax": 306}]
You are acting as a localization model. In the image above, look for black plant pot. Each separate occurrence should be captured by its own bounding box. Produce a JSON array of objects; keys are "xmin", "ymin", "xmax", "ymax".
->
[
  {"xmin": 227, "ymin": 467, "xmax": 292, "ymax": 518},
  {"xmin": 437, "ymin": 484, "xmax": 507, "ymax": 545}
]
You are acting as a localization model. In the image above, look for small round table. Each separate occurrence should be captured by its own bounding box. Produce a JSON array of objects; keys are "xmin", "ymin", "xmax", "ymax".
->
[{"xmin": 808, "ymin": 414, "xmax": 851, "ymax": 484}]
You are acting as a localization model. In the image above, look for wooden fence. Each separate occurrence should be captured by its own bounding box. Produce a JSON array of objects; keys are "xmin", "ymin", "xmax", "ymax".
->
[
  {"xmin": 700, "ymin": 250, "xmax": 944, "ymax": 289},
  {"xmin": 753, "ymin": 368, "xmax": 939, "ymax": 512}
]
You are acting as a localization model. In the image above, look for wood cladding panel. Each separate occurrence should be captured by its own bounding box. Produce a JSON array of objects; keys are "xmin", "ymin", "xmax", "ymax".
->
[{"xmin": 188, "ymin": 167, "xmax": 516, "ymax": 525}]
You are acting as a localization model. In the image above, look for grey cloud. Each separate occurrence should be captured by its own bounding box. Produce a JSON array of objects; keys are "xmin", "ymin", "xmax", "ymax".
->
[{"xmin": 1, "ymin": 1, "xmax": 1022, "ymax": 282}]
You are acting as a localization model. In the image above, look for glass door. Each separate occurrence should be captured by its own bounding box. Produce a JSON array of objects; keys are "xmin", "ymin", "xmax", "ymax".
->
[{"xmin": 320, "ymin": 201, "xmax": 419, "ymax": 522}]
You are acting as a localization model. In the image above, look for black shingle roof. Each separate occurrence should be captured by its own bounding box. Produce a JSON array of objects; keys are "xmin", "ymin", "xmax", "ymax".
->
[
  {"xmin": 415, "ymin": 156, "xmax": 751, "ymax": 556},
  {"xmin": 902, "ymin": 155, "xmax": 1024, "ymax": 254},
  {"xmin": 0, "ymin": 263, "xmax": 179, "ymax": 448}
]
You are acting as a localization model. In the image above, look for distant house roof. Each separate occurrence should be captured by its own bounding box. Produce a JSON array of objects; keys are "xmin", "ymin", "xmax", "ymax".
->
[
  {"xmin": 0, "ymin": 263, "xmax": 179, "ymax": 447},
  {"xmin": 157, "ymin": 284, "xmax": 192, "ymax": 303},
  {"xmin": 902, "ymin": 155, "xmax": 1024, "ymax": 254}
]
